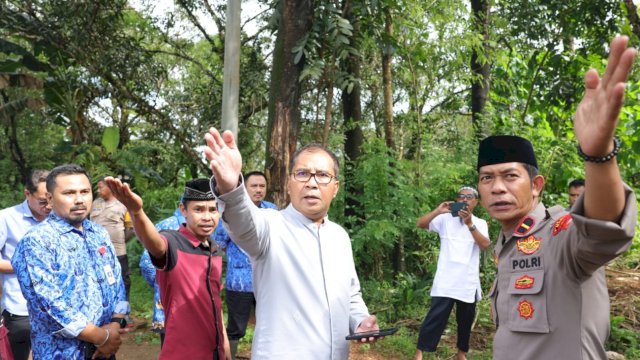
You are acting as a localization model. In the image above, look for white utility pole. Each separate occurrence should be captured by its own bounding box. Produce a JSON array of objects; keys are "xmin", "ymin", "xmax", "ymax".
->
[{"xmin": 221, "ymin": 0, "xmax": 241, "ymax": 138}]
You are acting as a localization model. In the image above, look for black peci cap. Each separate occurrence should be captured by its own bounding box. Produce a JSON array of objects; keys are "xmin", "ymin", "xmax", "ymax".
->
[
  {"xmin": 477, "ymin": 135, "xmax": 538, "ymax": 171},
  {"xmin": 183, "ymin": 178, "xmax": 215, "ymax": 201}
]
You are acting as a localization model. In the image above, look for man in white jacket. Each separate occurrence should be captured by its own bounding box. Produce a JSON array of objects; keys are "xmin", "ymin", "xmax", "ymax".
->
[{"xmin": 204, "ymin": 135, "xmax": 379, "ymax": 360}]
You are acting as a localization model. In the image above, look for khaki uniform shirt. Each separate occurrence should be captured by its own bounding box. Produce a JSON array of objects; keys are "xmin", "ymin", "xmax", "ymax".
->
[
  {"xmin": 490, "ymin": 186, "xmax": 636, "ymax": 360},
  {"xmin": 90, "ymin": 198, "xmax": 129, "ymax": 256}
]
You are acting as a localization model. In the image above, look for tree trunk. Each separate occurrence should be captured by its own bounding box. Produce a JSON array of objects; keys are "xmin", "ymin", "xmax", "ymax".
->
[
  {"xmin": 321, "ymin": 83, "xmax": 333, "ymax": 147},
  {"xmin": 470, "ymin": 0, "xmax": 491, "ymax": 141},
  {"xmin": 1, "ymin": 90, "xmax": 28, "ymax": 184},
  {"xmin": 380, "ymin": 10, "xmax": 405, "ymax": 274},
  {"xmin": 342, "ymin": 0, "xmax": 365, "ymax": 226},
  {"xmin": 623, "ymin": 0, "xmax": 640, "ymax": 39},
  {"xmin": 382, "ymin": 11, "xmax": 395, "ymax": 151},
  {"xmin": 265, "ymin": 0, "xmax": 313, "ymax": 208}
]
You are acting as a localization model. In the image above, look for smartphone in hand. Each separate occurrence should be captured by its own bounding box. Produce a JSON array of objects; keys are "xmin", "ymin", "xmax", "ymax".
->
[
  {"xmin": 345, "ymin": 327, "xmax": 398, "ymax": 340},
  {"xmin": 449, "ymin": 202, "xmax": 467, "ymax": 217}
]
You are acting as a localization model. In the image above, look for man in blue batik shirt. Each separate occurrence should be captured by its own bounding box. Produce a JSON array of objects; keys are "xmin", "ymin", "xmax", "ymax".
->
[
  {"xmin": 218, "ymin": 171, "xmax": 278, "ymax": 360},
  {"xmin": 12, "ymin": 164, "xmax": 128, "ymax": 360}
]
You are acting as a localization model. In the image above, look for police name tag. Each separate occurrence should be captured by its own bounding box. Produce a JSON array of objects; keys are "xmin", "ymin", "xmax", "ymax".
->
[{"xmin": 104, "ymin": 264, "xmax": 116, "ymax": 285}]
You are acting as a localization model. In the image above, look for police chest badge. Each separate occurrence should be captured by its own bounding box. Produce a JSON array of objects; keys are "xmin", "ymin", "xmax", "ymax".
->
[
  {"xmin": 514, "ymin": 216, "xmax": 535, "ymax": 236},
  {"xmin": 515, "ymin": 275, "xmax": 535, "ymax": 289},
  {"xmin": 518, "ymin": 299, "xmax": 534, "ymax": 320},
  {"xmin": 552, "ymin": 214, "xmax": 572, "ymax": 236},
  {"xmin": 516, "ymin": 235, "xmax": 541, "ymax": 255}
]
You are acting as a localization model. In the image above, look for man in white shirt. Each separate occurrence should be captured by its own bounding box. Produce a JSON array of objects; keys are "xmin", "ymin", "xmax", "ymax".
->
[
  {"xmin": 414, "ymin": 186, "xmax": 490, "ymax": 360},
  {"xmin": 0, "ymin": 169, "xmax": 50, "ymax": 360},
  {"xmin": 204, "ymin": 129, "xmax": 379, "ymax": 360}
]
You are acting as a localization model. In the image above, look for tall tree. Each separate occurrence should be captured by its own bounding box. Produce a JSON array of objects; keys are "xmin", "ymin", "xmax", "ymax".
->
[
  {"xmin": 470, "ymin": 0, "xmax": 491, "ymax": 140},
  {"xmin": 342, "ymin": 0, "xmax": 365, "ymax": 224},
  {"xmin": 265, "ymin": 0, "xmax": 313, "ymax": 207}
]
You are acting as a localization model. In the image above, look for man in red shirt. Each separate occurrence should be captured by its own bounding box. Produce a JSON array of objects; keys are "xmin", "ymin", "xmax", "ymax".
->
[{"xmin": 105, "ymin": 177, "xmax": 231, "ymax": 360}]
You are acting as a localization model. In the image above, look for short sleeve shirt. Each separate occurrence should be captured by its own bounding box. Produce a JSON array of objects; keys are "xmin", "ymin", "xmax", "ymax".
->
[
  {"xmin": 90, "ymin": 198, "xmax": 128, "ymax": 256},
  {"xmin": 428, "ymin": 213, "xmax": 489, "ymax": 302}
]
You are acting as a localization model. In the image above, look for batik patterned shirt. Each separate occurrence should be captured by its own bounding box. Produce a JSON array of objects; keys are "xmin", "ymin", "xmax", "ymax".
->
[
  {"xmin": 12, "ymin": 212, "xmax": 128, "ymax": 360},
  {"xmin": 139, "ymin": 208, "xmax": 185, "ymax": 333},
  {"xmin": 217, "ymin": 200, "xmax": 278, "ymax": 292}
]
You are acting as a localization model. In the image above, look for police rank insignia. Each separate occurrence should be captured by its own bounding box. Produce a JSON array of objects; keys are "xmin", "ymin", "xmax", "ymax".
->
[
  {"xmin": 518, "ymin": 299, "xmax": 534, "ymax": 320},
  {"xmin": 552, "ymin": 214, "xmax": 572, "ymax": 236},
  {"xmin": 516, "ymin": 235, "xmax": 541, "ymax": 255},
  {"xmin": 515, "ymin": 275, "xmax": 535, "ymax": 289},
  {"xmin": 514, "ymin": 216, "xmax": 535, "ymax": 236}
]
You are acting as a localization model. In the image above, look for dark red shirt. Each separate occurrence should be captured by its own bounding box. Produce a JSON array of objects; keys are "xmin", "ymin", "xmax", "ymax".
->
[{"xmin": 153, "ymin": 225, "xmax": 224, "ymax": 360}]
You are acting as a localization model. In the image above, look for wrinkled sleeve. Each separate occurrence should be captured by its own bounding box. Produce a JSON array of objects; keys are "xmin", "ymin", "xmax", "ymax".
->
[
  {"xmin": 428, "ymin": 213, "xmax": 444, "ymax": 233},
  {"xmin": 139, "ymin": 250, "xmax": 156, "ymax": 287},
  {"xmin": 12, "ymin": 235, "xmax": 89, "ymax": 338},
  {"xmin": 567, "ymin": 184, "xmax": 636, "ymax": 279},
  {"xmin": 215, "ymin": 182, "xmax": 271, "ymax": 259},
  {"xmin": 347, "ymin": 242, "xmax": 370, "ymax": 331}
]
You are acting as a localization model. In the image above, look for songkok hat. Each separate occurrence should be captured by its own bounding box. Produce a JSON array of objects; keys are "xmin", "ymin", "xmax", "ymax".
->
[
  {"xmin": 477, "ymin": 135, "xmax": 538, "ymax": 170},
  {"xmin": 183, "ymin": 178, "xmax": 215, "ymax": 201}
]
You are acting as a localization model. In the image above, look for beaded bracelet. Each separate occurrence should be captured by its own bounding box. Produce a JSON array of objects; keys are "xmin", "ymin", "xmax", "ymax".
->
[{"xmin": 577, "ymin": 137, "xmax": 620, "ymax": 163}]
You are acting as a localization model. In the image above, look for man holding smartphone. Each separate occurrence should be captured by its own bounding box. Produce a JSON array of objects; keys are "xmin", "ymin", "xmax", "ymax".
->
[{"xmin": 414, "ymin": 186, "xmax": 490, "ymax": 360}]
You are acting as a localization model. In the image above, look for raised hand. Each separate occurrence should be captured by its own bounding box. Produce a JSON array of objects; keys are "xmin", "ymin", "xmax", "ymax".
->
[
  {"xmin": 574, "ymin": 36, "xmax": 637, "ymax": 157},
  {"xmin": 204, "ymin": 128, "xmax": 243, "ymax": 194},
  {"xmin": 103, "ymin": 177, "xmax": 143, "ymax": 214}
]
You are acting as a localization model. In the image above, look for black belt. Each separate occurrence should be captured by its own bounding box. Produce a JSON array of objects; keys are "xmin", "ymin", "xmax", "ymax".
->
[{"xmin": 2, "ymin": 310, "xmax": 28, "ymax": 318}]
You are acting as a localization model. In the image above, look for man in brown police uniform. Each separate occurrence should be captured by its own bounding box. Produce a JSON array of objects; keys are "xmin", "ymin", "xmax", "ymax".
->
[{"xmin": 478, "ymin": 36, "xmax": 637, "ymax": 359}]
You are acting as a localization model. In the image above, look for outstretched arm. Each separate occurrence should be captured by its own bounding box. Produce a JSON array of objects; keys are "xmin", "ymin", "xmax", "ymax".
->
[
  {"xmin": 104, "ymin": 177, "xmax": 167, "ymax": 260},
  {"xmin": 204, "ymin": 128, "xmax": 243, "ymax": 194},
  {"xmin": 416, "ymin": 201, "xmax": 450, "ymax": 229},
  {"xmin": 574, "ymin": 36, "xmax": 637, "ymax": 221}
]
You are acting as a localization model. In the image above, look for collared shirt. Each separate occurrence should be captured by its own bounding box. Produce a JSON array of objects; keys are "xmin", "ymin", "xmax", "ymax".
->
[
  {"xmin": 218, "ymin": 200, "xmax": 278, "ymax": 292},
  {"xmin": 90, "ymin": 198, "xmax": 128, "ymax": 256},
  {"xmin": 490, "ymin": 186, "xmax": 636, "ymax": 360},
  {"xmin": 12, "ymin": 212, "xmax": 128, "ymax": 360},
  {"xmin": 427, "ymin": 213, "xmax": 489, "ymax": 302},
  {"xmin": 217, "ymin": 185, "xmax": 370, "ymax": 360},
  {"xmin": 0, "ymin": 200, "xmax": 43, "ymax": 315},
  {"xmin": 151, "ymin": 226, "xmax": 225, "ymax": 360},
  {"xmin": 139, "ymin": 209, "xmax": 226, "ymax": 333}
]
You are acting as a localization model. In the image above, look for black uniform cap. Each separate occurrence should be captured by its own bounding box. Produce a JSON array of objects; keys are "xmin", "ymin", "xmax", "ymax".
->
[
  {"xmin": 183, "ymin": 178, "xmax": 215, "ymax": 201},
  {"xmin": 477, "ymin": 135, "xmax": 538, "ymax": 171}
]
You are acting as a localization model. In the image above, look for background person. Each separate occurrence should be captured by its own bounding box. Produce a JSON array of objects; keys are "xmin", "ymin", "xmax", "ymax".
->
[
  {"xmin": 414, "ymin": 186, "xmax": 489, "ymax": 360},
  {"xmin": 220, "ymin": 171, "xmax": 278, "ymax": 360},
  {"xmin": 12, "ymin": 164, "xmax": 127, "ymax": 359},
  {"xmin": 0, "ymin": 169, "xmax": 50, "ymax": 360},
  {"xmin": 567, "ymin": 178, "xmax": 585, "ymax": 209},
  {"xmin": 91, "ymin": 178, "xmax": 134, "ymax": 302},
  {"xmin": 205, "ymin": 129, "xmax": 379, "ymax": 360}
]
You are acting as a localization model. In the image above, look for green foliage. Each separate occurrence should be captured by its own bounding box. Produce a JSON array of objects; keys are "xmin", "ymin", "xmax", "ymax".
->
[
  {"xmin": 607, "ymin": 316, "xmax": 640, "ymax": 358},
  {"xmin": 129, "ymin": 272, "xmax": 154, "ymax": 321}
]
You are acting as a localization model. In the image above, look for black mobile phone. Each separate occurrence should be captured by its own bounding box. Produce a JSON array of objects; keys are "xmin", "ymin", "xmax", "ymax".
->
[
  {"xmin": 345, "ymin": 327, "xmax": 398, "ymax": 340},
  {"xmin": 449, "ymin": 202, "xmax": 467, "ymax": 217}
]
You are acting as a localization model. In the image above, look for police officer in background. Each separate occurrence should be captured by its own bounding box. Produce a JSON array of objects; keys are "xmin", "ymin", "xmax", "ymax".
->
[{"xmin": 477, "ymin": 36, "xmax": 636, "ymax": 359}]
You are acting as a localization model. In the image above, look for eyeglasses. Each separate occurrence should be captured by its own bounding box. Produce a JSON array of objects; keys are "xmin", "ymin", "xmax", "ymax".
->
[
  {"xmin": 291, "ymin": 170, "xmax": 336, "ymax": 184},
  {"xmin": 456, "ymin": 194, "xmax": 475, "ymax": 200}
]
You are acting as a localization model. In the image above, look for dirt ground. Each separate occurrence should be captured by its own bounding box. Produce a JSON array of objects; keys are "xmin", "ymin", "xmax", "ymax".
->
[
  {"xmin": 117, "ymin": 268, "xmax": 640, "ymax": 359},
  {"xmin": 116, "ymin": 329, "xmax": 389, "ymax": 360}
]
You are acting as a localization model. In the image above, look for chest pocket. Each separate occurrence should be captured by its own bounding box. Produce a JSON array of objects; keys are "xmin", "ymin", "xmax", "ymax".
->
[{"xmin": 506, "ymin": 269, "xmax": 549, "ymax": 333}]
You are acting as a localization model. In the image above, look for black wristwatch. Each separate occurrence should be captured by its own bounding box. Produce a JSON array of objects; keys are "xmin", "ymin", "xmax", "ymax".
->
[{"xmin": 110, "ymin": 317, "xmax": 127, "ymax": 329}]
